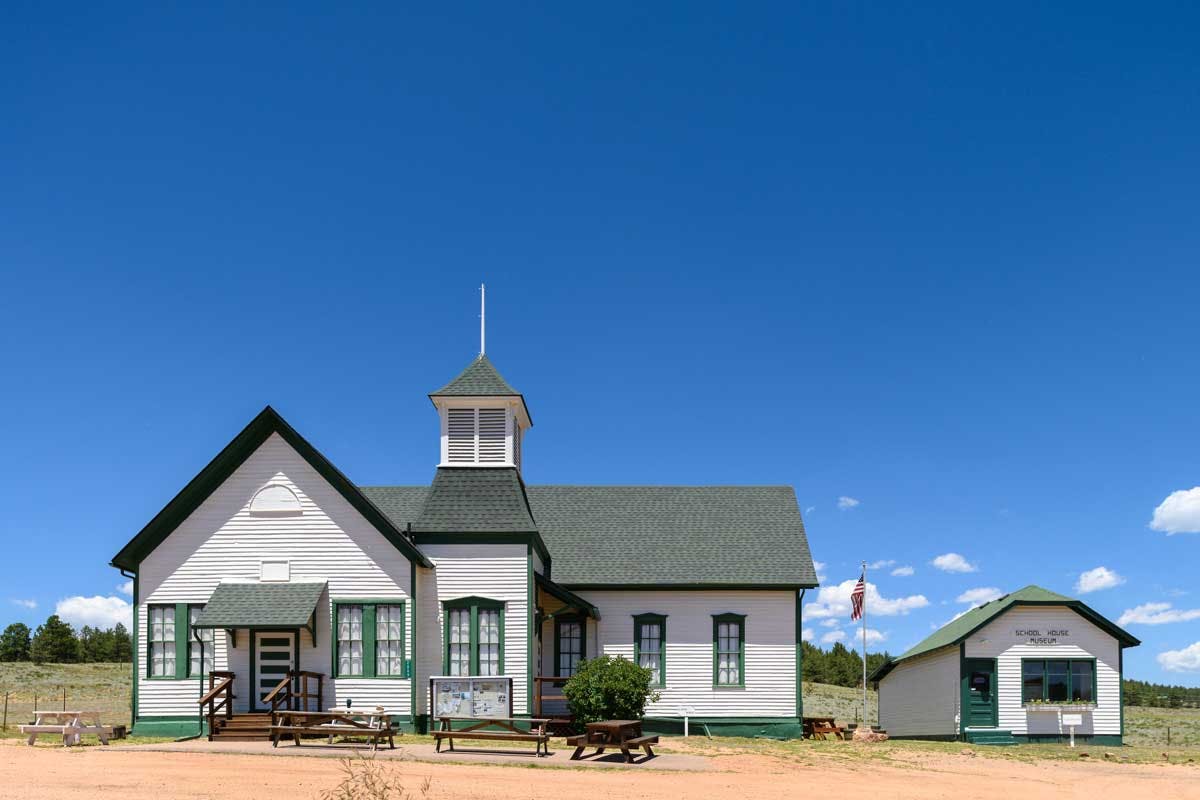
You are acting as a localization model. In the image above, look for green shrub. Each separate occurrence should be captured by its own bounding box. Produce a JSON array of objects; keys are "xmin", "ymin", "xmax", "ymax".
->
[{"xmin": 562, "ymin": 655, "xmax": 660, "ymax": 729}]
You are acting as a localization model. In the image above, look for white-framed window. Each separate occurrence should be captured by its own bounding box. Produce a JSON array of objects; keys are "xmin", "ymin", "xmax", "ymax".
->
[{"xmin": 337, "ymin": 605, "xmax": 364, "ymax": 676}]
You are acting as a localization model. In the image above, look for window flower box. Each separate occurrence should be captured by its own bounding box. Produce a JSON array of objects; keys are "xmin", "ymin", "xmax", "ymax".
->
[{"xmin": 1022, "ymin": 702, "xmax": 1096, "ymax": 712}]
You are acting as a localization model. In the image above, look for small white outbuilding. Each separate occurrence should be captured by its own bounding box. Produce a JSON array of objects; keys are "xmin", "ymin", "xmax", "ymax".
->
[{"xmin": 870, "ymin": 585, "xmax": 1139, "ymax": 745}]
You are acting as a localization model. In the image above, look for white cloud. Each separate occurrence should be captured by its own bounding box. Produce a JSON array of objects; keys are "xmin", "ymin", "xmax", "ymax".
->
[
  {"xmin": 813, "ymin": 561, "xmax": 828, "ymax": 583},
  {"xmin": 932, "ymin": 609, "xmax": 972, "ymax": 629},
  {"xmin": 821, "ymin": 630, "xmax": 847, "ymax": 645},
  {"xmin": 11, "ymin": 598, "xmax": 37, "ymax": 609},
  {"xmin": 801, "ymin": 628, "xmax": 814, "ymax": 642},
  {"xmin": 891, "ymin": 566, "xmax": 915, "ymax": 577},
  {"xmin": 837, "ymin": 496, "xmax": 860, "ymax": 510},
  {"xmin": 117, "ymin": 580, "xmax": 133, "ymax": 597},
  {"xmin": 805, "ymin": 506, "xmax": 816, "ymax": 515},
  {"xmin": 820, "ymin": 618, "xmax": 841, "ymax": 628},
  {"xmin": 1075, "ymin": 567, "xmax": 1125, "ymax": 594},
  {"xmin": 55, "ymin": 596, "xmax": 132, "ymax": 630},
  {"xmin": 931, "ymin": 553, "xmax": 977, "ymax": 573},
  {"xmin": 1118, "ymin": 602, "xmax": 1200, "ymax": 626},
  {"xmin": 867, "ymin": 559, "xmax": 895, "ymax": 570},
  {"xmin": 1158, "ymin": 642, "xmax": 1200, "ymax": 673},
  {"xmin": 1150, "ymin": 487, "xmax": 1200, "ymax": 534},
  {"xmin": 956, "ymin": 587, "xmax": 1003, "ymax": 606},
  {"xmin": 805, "ymin": 579, "xmax": 929, "ymax": 619}
]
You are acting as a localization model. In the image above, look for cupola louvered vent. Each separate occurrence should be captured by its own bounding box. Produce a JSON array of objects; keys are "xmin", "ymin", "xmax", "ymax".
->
[
  {"xmin": 477, "ymin": 409, "xmax": 506, "ymax": 462},
  {"xmin": 447, "ymin": 408, "xmax": 476, "ymax": 463},
  {"xmin": 513, "ymin": 425, "xmax": 522, "ymax": 470}
]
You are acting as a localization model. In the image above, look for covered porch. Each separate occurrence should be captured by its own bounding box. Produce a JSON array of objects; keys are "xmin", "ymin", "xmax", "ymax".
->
[
  {"xmin": 533, "ymin": 574, "xmax": 600, "ymax": 725},
  {"xmin": 191, "ymin": 580, "xmax": 328, "ymax": 740}
]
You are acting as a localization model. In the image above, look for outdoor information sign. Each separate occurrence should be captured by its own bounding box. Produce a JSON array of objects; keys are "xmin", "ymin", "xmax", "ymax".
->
[{"xmin": 430, "ymin": 676, "xmax": 513, "ymax": 719}]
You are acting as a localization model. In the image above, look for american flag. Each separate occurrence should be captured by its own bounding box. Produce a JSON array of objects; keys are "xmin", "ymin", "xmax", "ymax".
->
[{"xmin": 850, "ymin": 571, "xmax": 866, "ymax": 621}]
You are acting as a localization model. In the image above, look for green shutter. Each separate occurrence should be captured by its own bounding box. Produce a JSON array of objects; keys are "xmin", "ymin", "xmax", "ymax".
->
[
  {"xmin": 174, "ymin": 603, "xmax": 188, "ymax": 680},
  {"xmin": 362, "ymin": 604, "xmax": 377, "ymax": 679}
]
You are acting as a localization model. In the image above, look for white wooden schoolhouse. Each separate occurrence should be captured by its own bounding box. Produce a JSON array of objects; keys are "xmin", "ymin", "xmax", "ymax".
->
[
  {"xmin": 869, "ymin": 585, "xmax": 1139, "ymax": 745},
  {"xmin": 110, "ymin": 352, "xmax": 818, "ymax": 739}
]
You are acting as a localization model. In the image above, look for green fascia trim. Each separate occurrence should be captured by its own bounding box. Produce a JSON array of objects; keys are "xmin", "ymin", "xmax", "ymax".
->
[
  {"xmin": 131, "ymin": 572, "xmax": 139, "ymax": 721},
  {"xmin": 1118, "ymin": 648, "xmax": 1124, "ymax": 738},
  {"xmin": 133, "ymin": 716, "xmax": 206, "ymax": 738},
  {"xmin": 642, "ymin": 716, "xmax": 803, "ymax": 739},
  {"xmin": 563, "ymin": 583, "xmax": 815, "ymax": 591},
  {"xmin": 1012, "ymin": 733, "xmax": 1124, "ymax": 745},
  {"xmin": 633, "ymin": 613, "xmax": 667, "ymax": 688},
  {"xmin": 410, "ymin": 562, "xmax": 418, "ymax": 722},
  {"xmin": 795, "ymin": 589, "xmax": 804, "ymax": 718},
  {"xmin": 110, "ymin": 405, "xmax": 432, "ymax": 571},
  {"xmin": 958, "ymin": 643, "xmax": 967, "ymax": 738},
  {"xmin": 887, "ymin": 734, "xmax": 959, "ymax": 741},
  {"xmin": 712, "ymin": 613, "xmax": 746, "ymax": 688},
  {"xmin": 526, "ymin": 543, "xmax": 534, "ymax": 715},
  {"xmin": 414, "ymin": 531, "xmax": 551, "ymax": 569}
]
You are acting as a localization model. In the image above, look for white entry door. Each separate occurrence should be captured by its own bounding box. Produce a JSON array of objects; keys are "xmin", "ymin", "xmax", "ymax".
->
[{"xmin": 253, "ymin": 631, "xmax": 296, "ymax": 710}]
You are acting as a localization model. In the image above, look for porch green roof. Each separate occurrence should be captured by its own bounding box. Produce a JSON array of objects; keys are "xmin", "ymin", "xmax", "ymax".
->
[{"xmin": 191, "ymin": 581, "xmax": 326, "ymax": 628}]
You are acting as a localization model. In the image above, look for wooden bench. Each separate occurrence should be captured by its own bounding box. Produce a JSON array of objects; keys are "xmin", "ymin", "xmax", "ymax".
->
[
  {"xmin": 271, "ymin": 723, "xmax": 394, "ymax": 751},
  {"xmin": 20, "ymin": 711, "xmax": 112, "ymax": 747},
  {"xmin": 434, "ymin": 717, "xmax": 551, "ymax": 757}
]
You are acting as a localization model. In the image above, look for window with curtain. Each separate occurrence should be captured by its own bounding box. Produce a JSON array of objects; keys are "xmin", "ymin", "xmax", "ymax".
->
[
  {"xmin": 1022, "ymin": 659, "xmax": 1095, "ymax": 703},
  {"xmin": 376, "ymin": 604, "xmax": 405, "ymax": 677},
  {"xmin": 148, "ymin": 605, "xmax": 175, "ymax": 678},
  {"xmin": 713, "ymin": 614, "xmax": 745, "ymax": 686},
  {"xmin": 448, "ymin": 607, "xmax": 471, "ymax": 676},
  {"xmin": 337, "ymin": 605, "xmax": 364, "ymax": 676},
  {"xmin": 444, "ymin": 599, "xmax": 505, "ymax": 676},
  {"xmin": 634, "ymin": 614, "xmax": 666, "ymax": 687},
  {"xmin": 188, "ymin": 605, "xmax": 214, "ymax": 676}
]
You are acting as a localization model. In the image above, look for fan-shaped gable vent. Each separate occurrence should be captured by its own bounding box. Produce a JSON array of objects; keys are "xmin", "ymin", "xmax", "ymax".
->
[{"xmin": 249, "ymin": 484, "xmax": 303, "ymax": 516}]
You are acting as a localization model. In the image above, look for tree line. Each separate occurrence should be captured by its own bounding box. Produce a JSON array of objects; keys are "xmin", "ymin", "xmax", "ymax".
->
[
  {"xmin": 1123, "ymin": 678, "xmax": 1200, "ymax": 708},
  {"xmin": 0, "ymin": 615, "xmax": 132, "ymax": 663},
  {"xmin": 801, "ymin": 640, "xmax": 891, "ymax": 687}
]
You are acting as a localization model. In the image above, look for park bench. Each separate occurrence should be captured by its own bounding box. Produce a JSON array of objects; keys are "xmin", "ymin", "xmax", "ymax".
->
[
  {"xmin": 568, "ymin": 720, "xmax": 659, "ymax": 763},
  {"xmin": 20, "ymin": 710, "xmax": 113, "ymax": 747},
  {"xmin": 270, "ymin": 710, "xmax": 395, "ymax": 751},
  {"xmin": 433, "ymin": 716, "xmax": 551, "ymax": 757}
]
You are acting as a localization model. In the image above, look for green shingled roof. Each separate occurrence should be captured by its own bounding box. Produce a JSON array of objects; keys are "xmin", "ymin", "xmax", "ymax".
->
[
  {"xmin": 869, "ymin": 585, "xmax": 1140, "ymax": 683},
  {"xmin": 431, "ymin": 355, "xmax": 521, "ymax": 396},
  {"xmin": 361, "ymin": 482, "xmax": 817, "ymax": 587},
  {"xmin": 191, "ymin": 581, "xmax": 326, "ymax": 628}
]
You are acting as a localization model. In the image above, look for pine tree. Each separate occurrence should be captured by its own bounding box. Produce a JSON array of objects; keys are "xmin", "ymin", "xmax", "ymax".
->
[
  {"xmin": 110, "ymin": 623, "xmax": 133, "ymax": 662},
  {"xmin": 30, "ymin": 615, "xmax": 80, "ymax": 663},
  {"xmin": 0, "ymin": 622, "xmax": 32, "ymax": 661}
]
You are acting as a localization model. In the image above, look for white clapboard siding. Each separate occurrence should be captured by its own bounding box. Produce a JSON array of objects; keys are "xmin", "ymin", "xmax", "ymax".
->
[
  {"xmin": 579, "ymin": 590, "xmax": 797, "ymax": 717},
  {"xmin": 967, "ymin": 605, "xmax": 1121, "ymax": 736},
  {"xmin": 414, "ymin": 565, "xmax": 438, "ymax": 716},
  {"xmin": 421, "ymin": 543, "xmax": 530, "ymax": 714},
  {"xmin": 138, "ymin": 433, "xmax": 413, "ymax": 718},
  {"xmin": 877, "ymin": 647, "xmax": 959, "ymax": 737}
]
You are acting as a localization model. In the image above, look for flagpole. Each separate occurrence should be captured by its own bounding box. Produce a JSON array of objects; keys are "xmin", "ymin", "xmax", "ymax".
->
[{"xmin": 862, "ymin": 559, "xmax": 868, "ymax": 730}]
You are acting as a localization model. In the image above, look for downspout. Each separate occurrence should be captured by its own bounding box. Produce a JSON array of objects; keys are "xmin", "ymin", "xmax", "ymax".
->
[
  {"xmin": 178, "ymin": 628, "xmax": 206, "ymax": 741},
  {"xmin": 118, "ymin": 568, "xmax": 137, "ymax": 733}
]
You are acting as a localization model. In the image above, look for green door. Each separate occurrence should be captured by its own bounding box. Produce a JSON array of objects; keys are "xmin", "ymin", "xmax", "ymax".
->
[{"xmin": 964, "ymin": 659, "xmax": 997, "ymax": 728}]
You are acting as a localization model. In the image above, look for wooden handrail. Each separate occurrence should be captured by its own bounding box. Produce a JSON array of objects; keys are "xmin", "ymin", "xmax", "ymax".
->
[
  {"xmin": 262, "ymin": 675, "xmax": 292, "ymax": 706},
  {"xmin": 533, "ymin": 675, "xmax": 571, "ymax": 718},
  {"xmin": 198, "ymin": 676, "xmax": 234, "ymax": 707}
]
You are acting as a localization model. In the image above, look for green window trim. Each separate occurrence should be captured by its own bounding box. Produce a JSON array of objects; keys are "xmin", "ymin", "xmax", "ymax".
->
[
  {"xmin": 712, "ymin": 613, "xmax": 747, "ymax": 688},
  {"xmin": 553, "ymin": 615, "xmax": 586, "ymax": 678},
  {"xmin": 332, "ymin": 599, "xmax": 410, "ymax": 679},
  {"xmin": 1020, "ymin": 657, "xmax": 1097, "ymax": 704},
  {"xmin": 146, "ymin": 603, "xmax": 189, "ymax": 680},
  {"xmin": 442, "ymin": 597, "xmax": 506, "ymax": 676},
  {"xmin": 633, "ymin": 613, "xmax": 667, "ymax": 688}
]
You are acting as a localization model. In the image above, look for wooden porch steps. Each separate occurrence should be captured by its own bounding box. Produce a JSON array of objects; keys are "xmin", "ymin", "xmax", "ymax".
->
[{"xmin": 211, "ymin": 713, "xmax": 273, "ymax": 741}]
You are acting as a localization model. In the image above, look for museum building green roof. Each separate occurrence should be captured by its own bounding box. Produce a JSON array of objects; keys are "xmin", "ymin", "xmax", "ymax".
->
[{"xmin": 868, "ymin": 584, "xmax": 1140, "ymax": 683}]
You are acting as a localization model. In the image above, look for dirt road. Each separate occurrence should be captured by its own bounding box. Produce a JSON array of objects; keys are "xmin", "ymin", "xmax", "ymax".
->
[{"xmin": 1, "ymin": 739, "xmax": 1196, "ymax": 799}]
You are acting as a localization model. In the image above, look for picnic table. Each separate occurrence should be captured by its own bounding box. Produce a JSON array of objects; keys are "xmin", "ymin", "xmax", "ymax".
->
[
  {"xmin": 20, "ymin": 710, "xmax": 112, "ymax": 747},
  {"xmin": 802, "ymin": 716, "xmax": 846, "ymax": 740},
  {"xmin": 433, "ymin": 716, "xmax": 552, "ymax": 757},
  {"xmin": 568, "ymin": 720, "xmax": 659, "ymax": 763},
  {"xmin": 270, "ymin": 709, "xmax": 395, "ymax": 751}
]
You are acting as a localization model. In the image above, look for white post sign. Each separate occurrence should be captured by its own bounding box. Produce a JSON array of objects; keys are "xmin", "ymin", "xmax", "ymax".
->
[{"xmin": 1062, "ymin": 712, "xmax": 1082, "ymax": 747}]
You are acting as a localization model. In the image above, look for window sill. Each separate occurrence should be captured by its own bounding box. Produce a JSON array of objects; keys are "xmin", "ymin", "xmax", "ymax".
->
[
  {"xmin": 1023, "ymin": 703, "xmax": 1096, "ymax": 711},
  {"xmin": 712, "ymin": 684, "xmax": 746, "ymax": 690}
]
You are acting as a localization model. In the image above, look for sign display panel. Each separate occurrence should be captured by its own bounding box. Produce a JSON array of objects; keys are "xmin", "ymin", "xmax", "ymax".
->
[{"xmin": 430, "ymin": 676, "xmax": 513, "ymax": 719}]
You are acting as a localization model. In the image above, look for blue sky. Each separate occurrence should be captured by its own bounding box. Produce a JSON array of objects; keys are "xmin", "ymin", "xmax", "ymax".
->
[{"xmin": 2, "ymin": 3, "xmax": 1199, "ymax": 684}]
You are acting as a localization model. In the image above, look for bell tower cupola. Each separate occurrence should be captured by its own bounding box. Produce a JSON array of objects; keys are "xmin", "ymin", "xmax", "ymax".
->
[{"xmin": 429, "ymin": 288, "xmax": 531, "ymax": 470}]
